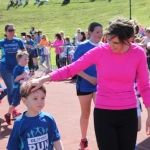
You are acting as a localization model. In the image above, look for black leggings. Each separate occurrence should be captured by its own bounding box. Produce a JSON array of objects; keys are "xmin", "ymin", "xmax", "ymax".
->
[
  {"xmin": 94, "ymin": 108, "xmax": 137, "ymax": 150},
  {"xmin": 56, "ymin": 54, "xmax": 61, "ymax": 68},
  {"xmin": 28, "ymin": 54, "xmax": 34, "ymax": 70}
]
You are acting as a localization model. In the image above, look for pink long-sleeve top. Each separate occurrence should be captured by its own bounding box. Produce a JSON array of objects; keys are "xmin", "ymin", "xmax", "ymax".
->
[
  {"xmin": 50, "ymin": 43, "xmax": 150, "ymax": 110},
  {"xmin": 51, "ymin": 39, "xmax": 64, "ymax": 54}
]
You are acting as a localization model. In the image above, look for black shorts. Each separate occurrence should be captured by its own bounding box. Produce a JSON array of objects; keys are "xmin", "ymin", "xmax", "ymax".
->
[{"xmin": 77, "ymin": 89, "xmax": 93, "ymax": 96}]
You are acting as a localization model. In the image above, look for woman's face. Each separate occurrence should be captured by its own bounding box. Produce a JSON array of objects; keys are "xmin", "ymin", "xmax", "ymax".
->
[
  {"xmin": 89, "ymin": 26, "xmax": 103, "ymax": 43},
  {"xmin": 107, "ymin": 36, "xmax": 130, "ymax": 53},
  {"xmin": 5, "ymin": 25, "xmax": 15, "ymax": 40}
]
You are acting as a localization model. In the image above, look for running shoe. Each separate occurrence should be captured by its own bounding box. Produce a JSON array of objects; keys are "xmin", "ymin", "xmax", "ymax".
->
[
  {"xmin": 12, "ymin": 109, "xmax": 22, "ymax": 119},
  {"xmin": 79, "ymin": 138, "xmax": 90, "ymax": 150},
  {"xmin": 4, "ymin": 114, "xmax": 11, "ymax": 125}
]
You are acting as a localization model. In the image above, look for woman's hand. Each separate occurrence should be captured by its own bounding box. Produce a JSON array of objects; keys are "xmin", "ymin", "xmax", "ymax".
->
[
  {"xmin": 146, "ymin": 117, "xmax": 150, "ymax": 135},
  {"xmin": 25, "ymin": 75, "xmax": 51, "ymax": 92}
]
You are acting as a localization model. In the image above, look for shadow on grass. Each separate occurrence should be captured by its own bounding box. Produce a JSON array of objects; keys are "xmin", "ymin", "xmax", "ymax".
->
[
  {"xmin": 38, "ymin": 1, "xmax": 45, "ymax": 7},
  {"xmin": 0, "ymin": 118, "xmax": 12, "ymax": 139},
  {"xmin": 70, "ymin": 0, "xmax": 95, "ymax": 4},
  {"xmin": 6, "ymin": 2, "xmax": 17, "ymax": 10},
  {"xmin": 138, "ymin": 137, "xmax": 150, "ymax": 150},
  {"xmin": 61, "ymin": 0, "xmax": 70, "ymax": 6},
  {"xmin": 23, "ymin": 3, "xmax": 28, "ymax": 8}
]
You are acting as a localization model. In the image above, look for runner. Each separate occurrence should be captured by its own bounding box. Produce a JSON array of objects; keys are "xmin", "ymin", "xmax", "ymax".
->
[{"xmin": 0, "ymin": 24, "xmax": 26, "ymax": 116}]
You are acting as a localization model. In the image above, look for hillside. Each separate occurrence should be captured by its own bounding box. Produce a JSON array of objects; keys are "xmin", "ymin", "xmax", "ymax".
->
[{"xmin": 0, "ymin": 0, "xmax": 150, "ymax": 40}]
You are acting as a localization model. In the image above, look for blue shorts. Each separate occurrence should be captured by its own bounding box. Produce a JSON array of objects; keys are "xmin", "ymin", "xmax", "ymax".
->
[
  {"xmin": 11, "ymin": 87, "xmax": 21, "ymax": 106},
  {"xmin": 11, "ymin": 96, "xmax": 21, "ymax": 106}
]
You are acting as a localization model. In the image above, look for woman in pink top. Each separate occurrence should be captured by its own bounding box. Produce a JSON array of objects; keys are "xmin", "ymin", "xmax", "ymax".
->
[
  {"xmin": 26, "ymin": 17, "xmax": 150, "ymax": 150},
  {"xmin": 51, "ymin": 33, "xmax": 64, "ymax": 68}
]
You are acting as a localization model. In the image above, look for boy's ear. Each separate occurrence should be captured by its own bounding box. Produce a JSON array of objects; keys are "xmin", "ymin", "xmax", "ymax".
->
[{"xmin": 22, "ymin": 97, "xmax": 27, "ymax": 105}]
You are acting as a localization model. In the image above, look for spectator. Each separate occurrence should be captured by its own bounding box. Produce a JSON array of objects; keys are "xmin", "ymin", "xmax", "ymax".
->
[
  {"xmin": 35, "ymin": 31, "xmax": 42, "ymax": 56},
  {"xmin": 60, "ymin": 31, "xmax": 65, "ymax": 42},
  {"xmin": 139, "ymin": 25, "xmax": 146, "ymax": 37},
  {"xmin": 58, "ymin": 36, "xmax": 74, "ymax": 67},
  {"xmin": 74, "ymin": 28, "xmax": 81, "ymax": 46},
  {"xmin": 51, "ymin": 33, "xmax": 64, "ymax": 68},
  {"xmin": 79, "ymin": 31, "xmax": 86, "ymax": 42},
  {"xmin": 38, "ymin": 34, "xmax": 51, "ymax": 72},
  {"xmin": 25, "ymin": 34, "xmax": 39, "ymax": 71},
  {"xmin": 85, "ymin": 30, "xmax": 90, "ymax": 40},
  {"xmin": 29, "ymin": 27, "xmax": 36, "ymax": 35},
  {"xmin": 20, "ymin": 32, "xmax": 26, "ymax": 37}
]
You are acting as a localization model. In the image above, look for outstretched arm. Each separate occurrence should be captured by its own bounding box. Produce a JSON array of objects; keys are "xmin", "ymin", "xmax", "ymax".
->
[{"xmin": 25, "ymin": 46, "xmax": 102, "ymax": 92}]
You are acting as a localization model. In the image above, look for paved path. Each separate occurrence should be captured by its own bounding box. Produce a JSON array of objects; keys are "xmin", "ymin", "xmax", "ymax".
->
[{"xmin": 0, "ymin": 72, "xmax": 150, "ymax": 150}]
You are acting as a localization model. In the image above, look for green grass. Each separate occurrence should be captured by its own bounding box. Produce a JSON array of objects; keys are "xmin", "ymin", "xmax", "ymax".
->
[{"xmin": 0, "ymin": 0, "xmax": 150, "ymax": 66}]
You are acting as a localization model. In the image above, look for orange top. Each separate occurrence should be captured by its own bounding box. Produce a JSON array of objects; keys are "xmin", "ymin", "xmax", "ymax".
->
[{"xmin": 40, "ymin": 39, "xmax": 50, "ymax": 47}]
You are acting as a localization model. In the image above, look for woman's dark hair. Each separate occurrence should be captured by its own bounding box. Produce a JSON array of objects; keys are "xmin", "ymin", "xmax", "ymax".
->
[
  {"xmin": 21, "ymin": 32, "xmax": 26, "ymax": 37},
  {"xmin": 80, "ymin": 32, "xmax": 86, "ymax": 42},
  {"xmin": 55, "ymin": 33, "xmax": 62, "ymax": 40},
  {"xmin": 88, "ymin": 22, "xmax": 103, "ymax": 32},
  {"xmin": 5, "ymin": 24, "xmax": 14, "ymax": 31},
  {"xmin": 38, "ymin": 31, "xmax": 42, "ymax": 36},
  {"xmin": 105, "ymin": 17, "xmax": 135, "ymax": 45}
]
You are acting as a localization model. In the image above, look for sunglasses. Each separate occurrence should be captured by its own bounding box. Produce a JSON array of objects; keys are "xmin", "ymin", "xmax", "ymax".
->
[{"xmin": 7, "ymin": 29, "xmax": 15, "ymax": 32}]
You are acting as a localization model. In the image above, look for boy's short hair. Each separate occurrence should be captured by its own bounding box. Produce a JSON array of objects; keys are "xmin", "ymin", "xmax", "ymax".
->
[
  {"xmin": 20, "ymin": 82, "xmax": 46, "ymax": 98},
  {"xmin": 16, "ymin": 51, "xmax": 29, "ymax": 60},
  {"xmin": 65, "ymin": 36, "xmax": 70, "ymax": 43},
  {"xmin": 26, "ymin": 34, "xmax": 32, "ymax": 39}
]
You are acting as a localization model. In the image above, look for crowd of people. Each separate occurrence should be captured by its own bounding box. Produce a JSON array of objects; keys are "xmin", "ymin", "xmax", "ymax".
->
[{"xmin": 0, "ymin": 17, "xmax": 150, "ymax": 150}]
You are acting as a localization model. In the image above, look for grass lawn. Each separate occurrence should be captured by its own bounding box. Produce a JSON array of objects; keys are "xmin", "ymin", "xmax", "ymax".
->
[{"xmin": 0, "ymin": 0, "xmax": 150, "ymax": 65}]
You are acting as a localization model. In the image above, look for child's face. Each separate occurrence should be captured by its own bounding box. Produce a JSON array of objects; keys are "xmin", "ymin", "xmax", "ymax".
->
[
  {"xmin": 19, "ymin": 54, "xmax": 28, "ymax": 66},
  {"xmin": 65, "ymin": 40, "xmax": 69, "ymax": 44},
  {"xmin": 23, "ymin": 89, "xmax": 46, "ymax": 116},
  {"xmin": 26, "ymin": 36, "xmax": 30, "ymax": 41}
]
